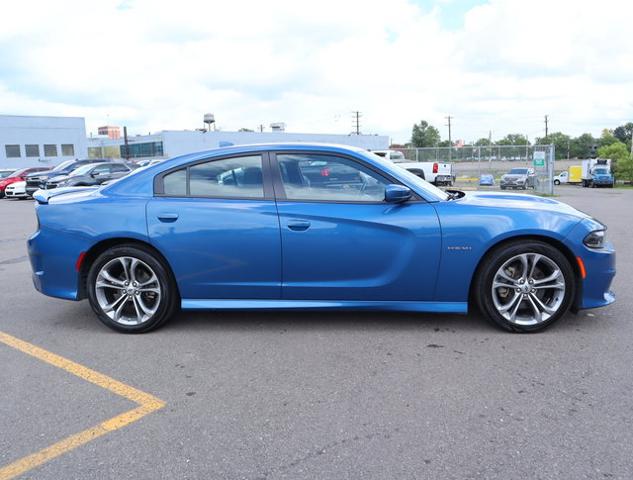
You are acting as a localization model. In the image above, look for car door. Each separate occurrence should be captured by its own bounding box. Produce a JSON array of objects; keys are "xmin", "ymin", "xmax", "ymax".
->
[
  {"xmin": 271, "ymin": 152, "xmax": 442, "ymax": 301},
  {"xmin": 147, "ymin": 153, "xmax": 282, "ymax": 300}
]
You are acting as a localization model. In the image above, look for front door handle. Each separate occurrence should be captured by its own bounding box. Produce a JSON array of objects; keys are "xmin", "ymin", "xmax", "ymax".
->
[
  {"xmin": 157, "ymin": 212, "xmax": 179, "ymax": 222},
  {"xmin": 287, "ymin": 220, "xmax": 311, "ymax": 231}
]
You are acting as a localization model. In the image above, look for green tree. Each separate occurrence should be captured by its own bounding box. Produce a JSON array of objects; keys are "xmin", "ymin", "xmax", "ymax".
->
[
  {"xmin": 535, "ymin": 131, "xmax": 571, "ymax": 160},
  {"xmin": 599, "ymin": 129, "xmax": 618, "ymax": 148},
  {"xmin": 438, "ymin": 139, "xmax": 451, "ymax": 147},
  {"xmin": 474, "ymin": 137, "xmax": 492, "ymax": 146},
  {"xmin": 570, "ymin": 133, "xmax": 597, "ymax": 158},
  {"xmin": 497, "ymin": 133, "xmax": 530, "ymax": 146},
  {"xmin": 411, "ymin": 120, "xmax": 441, "ymax": 147},
  {"xmin": 613, "ymin": 122, "xmax": 633, "ymax": 145},
  {"xmin": 597, "ymin": 141, "xmax": 632, "ymax": 182}
]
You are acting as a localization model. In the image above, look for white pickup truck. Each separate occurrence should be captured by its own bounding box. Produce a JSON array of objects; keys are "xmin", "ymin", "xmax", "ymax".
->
[{"xmin": 372, "ymin": 150, "xmax": 453, "ymax": 186}]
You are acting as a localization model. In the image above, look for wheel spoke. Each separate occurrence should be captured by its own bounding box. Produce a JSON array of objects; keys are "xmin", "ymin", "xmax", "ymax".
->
[
  {"xmin": 532, "ymin": 269, "xmax": 561, "ymax": 285},
  {"xmin": 96, "ymin": 281, "xmax": 124, "ymax": 290},
  {"xmin": 533, "ymin": 282, "xmax": 565, "ymax": 291},
  {"xmin": 498, "ymin": 292, "xmax": 521, "ymax": 313},
  {"xmin": 138, "ymin": 287, "xmax": 160, "ymax": 293},
  {"xmin": 131, "ymin": 296, "xmax": 143, "ymax": 324},
  {"xmin": 99, "ymin": 270, "xmax": 126, "ymax": 287},
  {"xmin": 138, "ymin": 273, "xmax": 158, "ymax": 288},
  {"xmin": 113, "ymin": 296, "xmax": 129, "ymax": 321},
  {"xmin": 103, "ymin": 294, "xmax": 127, "ymax": 313},
  {"xmin": 529, "ymin": 292, "xmax": 557, "ymax": 315},
  {"xmin": 518, "ymin": 254, "xmax": 529, "ymax": 280},
  {"xmin": 136, "ymin": 295, "xmax": 157, "ymax": 316},
  {"xmin": 129, "ymin": 258, "xmax": 140, "ymax": 284},
  {"xmin": 118, "ymin": 257, "xmax": 130, "ymax": 281},
  {"xmin": 528, "ymin": 253, "xmax": 542, "ymax": 280},
  {"xmin": 526, "ymin": 295, "xmax": 542, "ymax": 323}
]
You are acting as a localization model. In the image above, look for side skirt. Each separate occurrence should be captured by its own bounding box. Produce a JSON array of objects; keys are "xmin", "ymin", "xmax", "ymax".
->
[{"xmin": 181, "ymin": 299, "xmax": 468, "ymax": 314}]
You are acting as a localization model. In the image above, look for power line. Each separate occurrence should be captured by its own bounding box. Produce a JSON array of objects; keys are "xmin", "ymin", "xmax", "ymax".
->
[{"xmin": 352, "ymin": 111, "xmax": 362, "ymax": 135}]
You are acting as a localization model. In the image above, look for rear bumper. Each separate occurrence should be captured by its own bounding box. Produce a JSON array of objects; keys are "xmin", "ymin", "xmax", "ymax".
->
[{"xmin": 28, "ymin": 229, "xmax": 81, "ymax": 301}]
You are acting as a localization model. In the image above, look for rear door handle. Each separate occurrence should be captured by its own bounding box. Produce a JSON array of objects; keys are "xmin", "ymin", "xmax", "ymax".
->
[
  {"xmin": 157, "ymin": 212, "xmax": 179, "ymax": 222},
  {"xmin": 287, "ymin": 220, "xmax": 311, "ymax": 231}
]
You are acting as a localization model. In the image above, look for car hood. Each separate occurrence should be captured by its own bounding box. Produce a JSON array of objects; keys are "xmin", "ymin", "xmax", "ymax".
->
[
  {"xmin": 455, "ymin": 191, "xmax": 590, "ymax": 219},
  {"xmin": 501, "ymin": 174, "xmax": 527, "ymax": 180},
  {"xmin": 49, "ymin": 174, "xmax": 71, "ymax": 182}
]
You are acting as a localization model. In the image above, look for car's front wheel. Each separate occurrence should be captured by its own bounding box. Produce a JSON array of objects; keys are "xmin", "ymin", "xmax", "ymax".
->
[
  {"xmin": 86, "ymin": 245, "xmax": 179, "ymax": 333},
  {"xmin": 475, "ymin": 241, "xmax": 575, "ymax": 332}
]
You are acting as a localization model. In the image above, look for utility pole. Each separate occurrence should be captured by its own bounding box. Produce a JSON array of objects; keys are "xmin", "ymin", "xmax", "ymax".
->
[
  {"xmin": 445, "ymin": 115, "xmax": 453, "ymax": 161},
  {"xmin": 544, "ymin": 115, "xmax": 549, "ymax": 142},
  {"xmin": 259, "ymin": 124, "xmax": 264, "ymax": 133},
  {"xmin": 123, "ymin": 126, "xmax": 129, "ymax": 160},
  {"xmin": 352, "ymin": 111, "xmax": 362, "ymax": 135}
]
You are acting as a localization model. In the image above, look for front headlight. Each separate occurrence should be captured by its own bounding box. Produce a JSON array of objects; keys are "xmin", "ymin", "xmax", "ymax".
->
[{"xmin": 583, "ymin": 230, "xmax": 606, "ymax": 249}]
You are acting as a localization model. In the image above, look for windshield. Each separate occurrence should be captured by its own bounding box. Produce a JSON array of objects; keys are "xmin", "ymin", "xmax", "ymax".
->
[
  {"xmin": 509, "ymin": 168, "xmax": 528, "ymax": 174},
  {"xmin": 0, "ymin": 170, "xmax": 15, "ymax": 178},
  {"xmin": 594, "ymin": 168, "xmax": 609, "ymax": 174},
  {"xmin": 53, "ymin": 160, "xmax": 76, "ymax": 172},
  {"xmin": 7, "ymin": 169, "xmax": 27, "ymax": 178},
  {"xmin": 363, "ymin": 152, "xmax": 449, "ymax": 201},
  {"xmin": 69, "ymin": 164, "xmax": 96, "ymax": 177},
  {"xmin": 390, "ymin": 152, "xmax": 405, "ymax": 161}
]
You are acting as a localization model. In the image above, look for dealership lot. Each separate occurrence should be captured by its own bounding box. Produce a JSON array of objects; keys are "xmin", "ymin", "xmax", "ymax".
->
[{"xmin": 0, "ymin": 186, "xmax": 631, "ymax": 479}]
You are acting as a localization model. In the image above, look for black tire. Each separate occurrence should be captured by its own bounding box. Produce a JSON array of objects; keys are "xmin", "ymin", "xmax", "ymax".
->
[
  {"xmin": 554, "ymin": 180, "xmax": 560, "ymax": 185},
  {"xmin": 474, "ymin": 240, "xmax": 575, "ymax": 333},
  {"xmin": 86, "ymin": 244, "xmax": 179, "ymax": 333}
]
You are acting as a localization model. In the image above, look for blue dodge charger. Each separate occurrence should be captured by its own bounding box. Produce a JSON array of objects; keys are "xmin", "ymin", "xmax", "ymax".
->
[{"xmin": 27, "ymin": 144, "xmax": 615, "ymax": 333}]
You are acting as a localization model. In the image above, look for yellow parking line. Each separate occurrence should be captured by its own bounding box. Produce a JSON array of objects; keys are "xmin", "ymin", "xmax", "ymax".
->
[{"xmin": 0, "ymin": 331, "xmax": 165, "ymax": 480}]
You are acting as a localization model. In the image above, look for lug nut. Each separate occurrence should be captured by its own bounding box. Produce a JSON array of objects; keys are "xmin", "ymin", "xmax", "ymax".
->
[{"xmin": 516, "ymin": 288, "xmax": 521, "ymax": 293}]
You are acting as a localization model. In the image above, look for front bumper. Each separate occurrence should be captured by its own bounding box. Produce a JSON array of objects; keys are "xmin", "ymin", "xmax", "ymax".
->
[{"xmin": 578, "ymin": 241, "xmax": 616, "ymax": 309}]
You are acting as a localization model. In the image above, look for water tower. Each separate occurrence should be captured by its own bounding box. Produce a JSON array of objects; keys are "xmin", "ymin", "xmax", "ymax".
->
[{"xmin": 203, "ymin": 113, "xmax": 216, "ymax": 132}]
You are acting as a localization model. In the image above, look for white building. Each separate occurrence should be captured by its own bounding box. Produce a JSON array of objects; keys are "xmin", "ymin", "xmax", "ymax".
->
[
  {"xmin": 87, "ymin": 130, "xmax": 390, "ymax": 161},
  {"xmin": 0, "ymin": 115, "xmax": 88, "ymax": 169}
]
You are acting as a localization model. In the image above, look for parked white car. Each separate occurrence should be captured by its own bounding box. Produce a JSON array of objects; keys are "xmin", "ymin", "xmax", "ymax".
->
[
  {"xmin": 4, "ymin": 180, "xmax": 29, "ymax": 199},
  {"xmin": 554, "ymin": 171, "xmax": 568, "ymax": 185},
  {"xmin": 372, "ymin": 150, "xmax": 453, "ymax": 186}
]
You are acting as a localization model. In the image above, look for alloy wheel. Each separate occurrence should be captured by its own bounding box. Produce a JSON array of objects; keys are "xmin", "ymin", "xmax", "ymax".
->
[
  {"xmin": 94, "ymin": 256, "xmax": 162, "ymax": 325},
  {"xmin": 491, "ymin": 253, "xmax": 566, "ymax": 326}
]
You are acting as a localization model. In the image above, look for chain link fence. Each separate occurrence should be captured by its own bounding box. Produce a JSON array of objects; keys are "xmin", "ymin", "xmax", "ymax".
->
[{"xmin": 396, "ymin": 145, "xmax": 555, "ymax": 194}]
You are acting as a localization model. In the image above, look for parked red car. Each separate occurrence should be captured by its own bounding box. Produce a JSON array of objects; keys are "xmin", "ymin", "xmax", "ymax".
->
[{"xmin": 0, "ymin": 167, "xmax": 49, "ymax": 198}]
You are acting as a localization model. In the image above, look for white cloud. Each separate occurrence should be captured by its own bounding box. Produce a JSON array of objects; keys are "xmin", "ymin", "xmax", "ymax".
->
[{"xmin": 0, "ymin": 0, "xmax": 631, "ymax": 143}]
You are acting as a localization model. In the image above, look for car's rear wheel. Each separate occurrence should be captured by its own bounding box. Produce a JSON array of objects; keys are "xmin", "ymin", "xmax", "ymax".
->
[
  {"xmin": 87, "ymin": 245, "xmax": 179, "ymax": 333},
  {"xmin": 475, "ymin": 241, "xmax": 575, "ymax": 332},
  {"xmin": 554, "ymin": 179, "xmax": 560, "ymax": 185}
]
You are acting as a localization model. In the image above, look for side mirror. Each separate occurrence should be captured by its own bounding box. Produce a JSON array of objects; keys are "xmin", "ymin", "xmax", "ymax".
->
[{"xmin": 384, "ymin": 184, "xmax": 412, "ymax": 203}]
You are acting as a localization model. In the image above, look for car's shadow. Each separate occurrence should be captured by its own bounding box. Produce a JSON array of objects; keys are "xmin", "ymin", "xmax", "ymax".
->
[{"xmin": 52, "ymin": 300, "xmax": 596, "ymax": 335}]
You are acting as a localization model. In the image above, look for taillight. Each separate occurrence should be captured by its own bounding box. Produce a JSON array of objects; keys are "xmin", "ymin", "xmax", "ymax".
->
[{"xmin": 433, "ymin": 163, "xmax": 438, "ymax": 173}]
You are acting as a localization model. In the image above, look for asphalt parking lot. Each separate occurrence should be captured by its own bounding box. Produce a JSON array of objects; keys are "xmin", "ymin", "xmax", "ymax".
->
[{"xmin": 0, "ymin": 186, "xmax": 631, "ymax": 480}]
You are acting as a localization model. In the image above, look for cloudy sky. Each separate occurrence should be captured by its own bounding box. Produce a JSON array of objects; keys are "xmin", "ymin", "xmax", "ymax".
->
[{"xmin": 1, "ymin": 0, "xmax": 632, "ymax": 144}]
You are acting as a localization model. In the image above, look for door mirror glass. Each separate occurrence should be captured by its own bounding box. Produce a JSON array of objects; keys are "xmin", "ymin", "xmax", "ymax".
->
[{"xmin": 384, "ymin": 184, "xmax": 412, "ymax": 203}]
